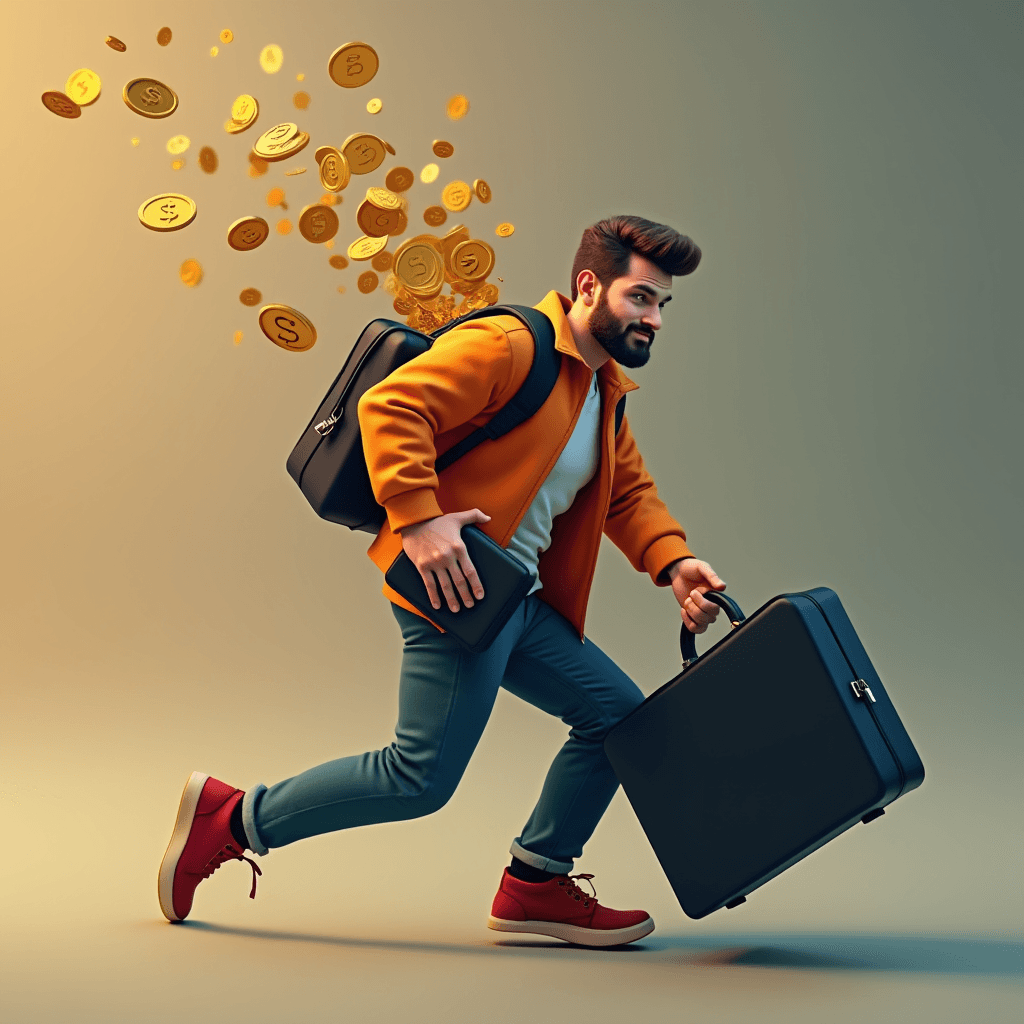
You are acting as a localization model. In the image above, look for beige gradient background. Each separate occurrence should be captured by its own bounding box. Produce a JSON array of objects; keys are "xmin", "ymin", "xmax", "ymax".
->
[{"xmin": 2, "ymin": 1, "xmax": 1021, "ymax": 1021}]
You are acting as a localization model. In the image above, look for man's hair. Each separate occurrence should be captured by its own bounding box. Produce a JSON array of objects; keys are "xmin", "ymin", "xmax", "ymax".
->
[{"xmin": 570, "ymin": 215, "xmax": 701, "ymax": 301}]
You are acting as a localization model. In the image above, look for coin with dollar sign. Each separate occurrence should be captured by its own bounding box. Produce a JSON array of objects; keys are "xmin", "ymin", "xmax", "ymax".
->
[
  {"xmin": 473, "ymin": 179, "xmax": 492, "ymax": 203},
  {"xmin": 124, "ymin": 78, "xmax": 178, "ymax": 118},
  {"xmin": 328, "ymin": 42, "xmax": 379, "ymax": 88},
  {"xmin": 341, "ymin": 133, "xmax": 386, "ymax": 175},
  {"xmin": 65, "ymin": 69, "xmax": 101, "ymax": 107},
  {"xmin": 41, "ymin": 91, "xmax": 81, "ymax": 118},
  {"xmin": 138, "ymin": 193, "xmax": 197, "ymax": 232},
  {"xmin": 432, "ymin": 140, "xmax": 454, "ymax": 158},
  {"xmin": 385, "ymin": 166, "xmax": 415, "ymax": 193},
  {"xmin": 347, "ymin": 235, "xmax": 389, "ymax": 261},
  {"xmin": 259, "ymin": 304, "xmax": 317, "ymax": 351},
  {"xmin": 451, "ymin": 239, "xmax": 495, "ymax": 281},
  {"xmin": 394, "ymin": 239, "xmax": 444, "ymax": 298},
  {"xmin": 319, "ymin": 148, "xmax": 350, "ymax": 192},
  {"xmin": 423, "ymin": 206, "xmax": 447, "ymax": 227},
  {"xmin": 227, "ymin": 216, "xmax": 270, "ymax": 251},
  {"xmin": 441, "ymin": 181, "xmax": 473, "ymax": 213},
  {"xmin": 298, "ymin": 203, "xmax": 339, "ymax": 244}
]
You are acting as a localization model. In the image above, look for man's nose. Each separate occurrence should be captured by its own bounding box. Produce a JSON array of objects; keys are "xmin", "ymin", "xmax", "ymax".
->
[{"xmin": 641, "ymin": 307, "xmax": 662, "ymax": 331}]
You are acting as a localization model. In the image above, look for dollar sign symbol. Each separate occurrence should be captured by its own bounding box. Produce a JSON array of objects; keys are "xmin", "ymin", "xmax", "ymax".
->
[
  {"xmin": 459, "ymin": 254, "xmax": 479, "ymax": 274},
  {"xmin": 346, "ymin": 54, "xmax": 363, "ymax": 77},
  {"xmin": 77, "ymin": 79, "xmax": 87, "ymax": 96},
  {"xmin": 355, "ymin": 143, "xmax": 375, "ymax": 167},
  {"xmin": 159, "ymin": 202, "xmax": 179, "ymax": 223},
  {"xmin": 408, "ymin": 254, "xmax": 427, "ymax": 281},
  {"xmin": 141, "ymin": 86, "xmax": 161, "ymax": 105},
  {"xmin": 311, "ymin": 212, "xmax": 326, "ymax": 235},
  {"xmin": 274, "ymin": 316, "xmax": 299, "ymax": 345}
]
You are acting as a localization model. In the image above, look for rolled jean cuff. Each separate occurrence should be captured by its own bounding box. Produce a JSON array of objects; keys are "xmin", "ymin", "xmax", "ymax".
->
[
  {"xmin": 242, "ymin": 783, "xmax": 270, "ymax": 857},
  {"xmin": 509, "ymin": 839, "xmax": 573, "ymax": 875}
]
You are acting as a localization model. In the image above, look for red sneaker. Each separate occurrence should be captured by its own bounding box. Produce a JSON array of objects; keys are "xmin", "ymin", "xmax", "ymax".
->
[
  {"xmin": 488, "ymin": 869, "xmax": 655, "ymax": 947},
  {"xmin": 158, "ymin": 771, "xmax": 262, "ymax": 922}
]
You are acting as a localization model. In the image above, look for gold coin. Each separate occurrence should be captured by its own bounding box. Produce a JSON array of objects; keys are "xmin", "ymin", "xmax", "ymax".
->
[
  {"xmin": 473, "ymin": 179, "xmax": 492, "ymax": 203},
  {"xmin": 277, "ymin": 218, "xmax": 292, "ymax": 235},
  {"xmin": 256, "ymin": 129, "xmax": 309, "ymax": 162},
  {"xmin": 420, "ymin": 163, "xmax": 439, "ymax": 184},
  {"xmin": 441, "ymin": 180, "xmax": 473, "ymax": 213},
  {"xmin": 297, "ymin": 74, "xmax": 305, "ymax": 81},
  {"xmin": 394, "ymin": 240, "xmax": 444, "ymax": 295},
  {"xmin": 220, "ymin": 29, "xmax": 233, "ymax": 43},
  {"xmin": 364, "ymin": 186, "xmax": 401, "ymax": 211},
  {"xmin": 284, "ymin": 167, "xmax": 306, "ymax": 176},
  {"xmin": 138, "ymin": 193, "xmax": 196, "ymax": 232},
  {"xmin": 234, "ymin": 331, "xmax": 243, "ymax": 345},
  {"xmin": 341, "ymin": 133, "xmax": 386, "ymax": 175},
  {"xmin": 319, "ymin": 148, "xmax": 350, "ymax": 192},
  {"xmin": 384, "ymin": 166, "xmax": 414, "ymax": 193},
  {"xmin": 199, "ymin": 146, "xmax": 218, "ymax": 173},
  {"xmin": 383, "ymin": 140, "xmax": 396, "ymax": 156},
  {"xmin": 123, "ymin": 78, "xmax": 178, "ymax": 118},
  {"xmin": 166, "ymin": 134, "xmax": 190, "ymax": 155},
  {"xmin": 227, "ymin": 215, "xmax": 270, "ymax": 251},
  {"xmin": 328, "ymin": 42, "xmax": 379, "ymax": 88},
  {"xmin": 432, "ymin": 140, "xmax": 454, "ymax": 159},
  {"xmin": 293, "ymin": 91, "xmax": 310, "ymax": 110},
  {"xmin": 170, "ymin": 158, "xmax": 184, "ymax": 170},
  {"xmin": 254, "ymin": 121, "xmax": 297, "ymax": 152},
  {"xmin": 259, "ymin": 304, "xmax": 317, "ymax": 351},
  {"xmin": 105, "ymin": 35, "xmax": 127, "ymax": 52},
  {"xmin": 210, "ymin": 47, "xmax": 219, "ymax": 57},
  {"xmin": 366, "ymin": 98, "xmax": 382, "ymax": 114},
  {"xmin": 240, "ymin": 287, "xmax": 262, "ymax": 306},
  {"xmin": 157, "ymin": 27, "xmax": 172, "ymax": 47},
  {"xmin": 260, "ymin": 44, "xmax": 284, "ymax": 74},
  {"xmin": 298, "ymin": 203, "xmax": 340, "ymax": 244},
  {"xmin": 451, "ymin": 239, "xmax": 495, "ymax": 282},
  {"xmin": 357, "ymin": 271, "xmax": 379, "ymax": 294},
  {"xmin": 336, "ymin": 285, "xmax": 346, "ymax": 294},
  {"xmin": 266, "ymin": 187, "xmax": 285, "ymax": 207},
  {"xmin": 446, "ymin": 94, "xmax": 469, "ymax": 120},
  {"xmin": 231, "ymin": 94, "xmax": 259, "ymax": 124},
  {"xmin": 131, "ymin": 137, "xmax": 140, "ymax": 146},
  {"xmin": 439, "ymin": 224, "xmax": 470, "ymax": 273},
  {"xmin": 347, "ymin": 234, "xmax": 388, "ymax": 261},
  {"xmin": 65, "ymin": 69, "xmax": 101, "ymax": 107},
  {"xmin": 357, "ymin": 200, "xmax": 400, "ymax": 238},
  {"xmin": 41, "ymin": 91, "xmax": 81, "ymax": 119},
  {"xmin": 328, "ymin": 254, "xmax": 349, "ymax": 269},
  {"xmin": 179, "ymin": 259, "xmax": 203, "ymax": 287},
  {"xmin": 393, "ymin": 295, "xmax": 415, "ymax": 316},
  {"xmin": 496, "ymin": 222, "xmax": 515, "ymax": 237},
  {"xmin": 248, "ymin": 153, "xmax": 269, "ymax": 175},
  {"xmin": 320, "ymin": 192, "xmax": 339, "ymax": 205},
  {"xmin": 423, "ymin": 205, "xmax": 447, "ymax": 227},
  {"xmin": 371, "ymin": 250, "xmax": 393, "ymax": 272},
  {"xmin": 478, "ymin": 283, "xmax": 500, "ymax": 305},
  {"xmin": 324, "ymin": 239, "xmax": 335, "ymax": 249}
]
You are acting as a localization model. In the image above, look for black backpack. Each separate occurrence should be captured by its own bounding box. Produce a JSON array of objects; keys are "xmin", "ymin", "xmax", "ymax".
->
[{"xmin": 286, "ymin": 303, "xmax": 627, "ymax": 534}]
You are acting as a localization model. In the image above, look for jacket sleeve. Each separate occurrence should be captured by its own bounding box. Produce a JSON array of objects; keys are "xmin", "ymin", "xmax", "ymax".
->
[
  {"xmin": 356, "ymin": 321, "xmax": 514, "ymax": 534},
  {"xmin": 602, "ymin": 413, "xmax": 697, "ymax": 587}
]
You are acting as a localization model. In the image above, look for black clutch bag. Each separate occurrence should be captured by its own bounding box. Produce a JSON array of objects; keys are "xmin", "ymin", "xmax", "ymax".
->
[{"xmin": 385, "ymin": 525, "xmax": 535, "ymax": 653}]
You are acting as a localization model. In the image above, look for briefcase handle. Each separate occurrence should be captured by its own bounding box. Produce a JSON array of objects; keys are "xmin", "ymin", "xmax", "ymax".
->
[{"xmin": 680, "ymin": 592, "xmax": 746, "ymax": 668}]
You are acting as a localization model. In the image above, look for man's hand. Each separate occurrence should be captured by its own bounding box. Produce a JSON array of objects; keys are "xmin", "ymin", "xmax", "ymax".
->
[
  {"xmin": 666, "ymin": 557, "xmax": 727, "ymax": 634},
  {"xmin": 399, "ymin": 509, "xmax": 491, "ymax": 613}
]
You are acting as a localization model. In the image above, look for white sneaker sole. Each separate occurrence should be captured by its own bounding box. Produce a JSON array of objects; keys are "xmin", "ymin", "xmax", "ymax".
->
[
  {"xmin": 487, "ymin": 913, "xmax": 655, "ymax": 947},
  {"xmin": 158, "ymin": 771, "xmax": 210, "ymax": 922}
]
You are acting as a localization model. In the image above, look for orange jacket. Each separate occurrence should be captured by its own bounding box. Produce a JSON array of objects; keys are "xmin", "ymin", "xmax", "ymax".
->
[{"xmin": 357, "ymin": 290, "xmax": 696, "ymax": 642}]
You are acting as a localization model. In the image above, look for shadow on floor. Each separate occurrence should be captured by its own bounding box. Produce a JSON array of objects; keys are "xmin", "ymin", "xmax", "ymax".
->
[{"xmin": 159, "ymin": 922, "xmax": 1022, "ymax": 976}]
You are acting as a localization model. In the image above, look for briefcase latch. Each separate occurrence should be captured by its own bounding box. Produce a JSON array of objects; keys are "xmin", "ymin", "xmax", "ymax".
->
[
  {"xmin": 314, "ymin": 398, "xmax": 345, "ymax": 437},
  {"xmin": 851, "ymin": 678, "xmax": 876, "ymax": 703}
]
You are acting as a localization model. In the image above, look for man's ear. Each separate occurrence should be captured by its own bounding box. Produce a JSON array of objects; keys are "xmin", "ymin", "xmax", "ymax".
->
[{"xmin": 578, "ymin": 269, "xmax": 598, "ymax": 306}]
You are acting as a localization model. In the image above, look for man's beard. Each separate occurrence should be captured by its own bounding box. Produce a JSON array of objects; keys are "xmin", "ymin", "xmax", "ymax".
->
[{"xmin": 587, "ymin": 290, "xmax": 653, "ymax": 369}]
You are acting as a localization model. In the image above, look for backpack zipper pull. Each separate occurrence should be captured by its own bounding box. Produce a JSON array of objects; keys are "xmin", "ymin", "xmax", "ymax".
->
[{"xmin": 851, "ymin": 678, "xmax": 876, "ymax": 703}]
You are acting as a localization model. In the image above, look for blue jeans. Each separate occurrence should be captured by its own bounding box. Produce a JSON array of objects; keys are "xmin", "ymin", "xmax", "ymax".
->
[{"xmin": 241, "ymin": 593, "xmax": 644, "ymax": 873}]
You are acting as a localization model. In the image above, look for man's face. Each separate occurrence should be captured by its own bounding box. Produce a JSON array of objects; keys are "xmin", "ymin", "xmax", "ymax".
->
[{"xmin": 586, "ymin": 253, "xmax": 672, "ymax": 369}]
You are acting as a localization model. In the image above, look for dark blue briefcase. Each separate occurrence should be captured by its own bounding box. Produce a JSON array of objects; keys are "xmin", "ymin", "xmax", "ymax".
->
[{"xmin": 603, "ymin": 586, "xmax": 925, "ymax": 919}]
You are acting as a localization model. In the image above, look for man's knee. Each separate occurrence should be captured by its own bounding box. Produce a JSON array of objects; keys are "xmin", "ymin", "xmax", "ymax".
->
[{"xmin": 384, "ymin": 748, "xmax": 460, "ymax": 818}]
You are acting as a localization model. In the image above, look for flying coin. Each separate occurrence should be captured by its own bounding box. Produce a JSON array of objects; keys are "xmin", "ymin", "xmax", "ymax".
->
[
  {"xmin": 394, "ymin": 240, "xmax": 444, "ymax": 295},
  {"xmin": 179, "ymin": 259, "xmax": 203, "ymax": 287},
  {"xmin": 284, "ymin": 168, "xmax": 306, "ymax": 176},
  {"xmin": 328, "ymin": 42, "xmax": 379, "ymax": 88},
  {"xmin": 234, "ymin": 331, "xmax": 243, "ymax": 344},
  {"xmin": 210, "ymin": 47, "xmax": 219, "ymax": 57},
  {"xmin": 240, "ymin": 288, "xmax": 262, "ymax": 306},
  {"xmin": 441, "ymin": 181, "xmax": 473, "ymax": 213},
  {"xmin": 255, "ymin": 126, "xmax": 309, "ymax": 162},
  {"xmin": 367, "ymin": 98, "xmax": 382, "ymax": 114},
  {"xmin": 138, "ymin": 193, "xmax": 197, "ymax": 232},
  {"xmin": 451, "ymin": 239, "xmax": 495, "ymax": 281},
  {"xmin": 248, "ymin": 153, "xmax": 269, "ymax": 175},
  {"xmin": 41, "ymin": 91, "xmax": 81, "ymax": 118},
  {"xmin": 341, "ymin": 133, "xmax": 385, "ymax": 175},
  {"xmin": 123, "ymin": 78, "xmax": 178, "ymax": 118},
  {"xmin": 357, "ymin": 200, "xmax": 401, "ymax": 238},
  {"xmin": 385, "ymin": 166, "xmax": 414, "ymax": 193},
  {"xmin": 420, "ymin": 163, "xmax": 439, "ymax": 184},
  {"xmin": 357, "ymin": 271, "xmax": 379, "ymax": 294},
  {"xmin": 293, "ymin": 91, "xmax": 310, "ymax": 109},
  {"xmin": 105, "ymin": 35, "xmax": 127, "ymax": 52},
  {"xmin": 432, "ymin": 140, "xmax": 454, "ymax": 159},
  {"xmin": 276, "ymin": 219, "xmax": 292, "ymax": 235},
  {"xmin": 393, "ymin": 295, "xmax": 415, "ymax": 316},
  {"xmin": 383, "ymin": 140, "xmax": 396, "ymax": 156},
  {"xmin": 254, "ymin": 122, "xmax": 297, "ymax": 151},
  {"xmin": 65, "ymin": 69, "xmax": 101, "ymax": 106},
  {"xmin": 231, "ymin": 94, "xmax": 259, "ymax": 124},
  {"xmin": 166, "ymin": 135, "xmax": 190, "ymax": 155},
  {"xmin": 371, "ymin": 250, "xmax": 393, "ymax": 272},
  {"xmin": 347, "ymin": 235, "xmax": 389, "ymax": 261},
  {"xmin": 496, "ymin": 222, "xmax": 515, "ymax": 237},
  {"xmin": 227, "ymin": 216, "xmax": 270, "ymax": 251},
  {"xmin": 220, "ymin": 29, "xmax": 233, "ymax": 43},
  {"xmin": 260, "ymin": 44, "xmax": 284, "ymax": 74},
  {"xmin": 199, "ymin": 147, "xmax": 218, "ymax": 173},
  {"xmin": 364, "ymin": 187, "xmax": 402, "ymax": 211},
  {"xmin": 298, "ymin": 203, "xmax": 339, "ymax": 244},
  {"xmin": 171, "ymin": 159, "xmax": 184, "ymax": 170},
  {"xmin": 259, "ymin": 304, "xmax": 317, "ymax": 351},
  {"xmin": 473, "ymin": 179, "xmax": 492, "ymax": 203},
  {"xmin": 446, "ymin": 94, "xmax": 469, "ymax": 120},
  {"xmin": 423, "ymin": 206, "xmax": 447, "ymax": 227},
  {"xmin": 157, "ymin": 27, "xmax": 172, "ymax": 47},
  {"xmin": 439, "ymin": 224, "xmax": 470, "ymax": 273},
  {"xmin": 319, "ymin": 148, "xmax": 350, "ymax": 192},
  {"xmin": 328, "ymin": 255, "xmax": 349, "ymax": 269}
]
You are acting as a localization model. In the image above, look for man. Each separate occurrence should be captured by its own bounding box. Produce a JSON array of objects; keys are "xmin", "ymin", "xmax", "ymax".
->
[{"xmin": 158, "ymin": 214, "xmax": 727, "ymax": 947}]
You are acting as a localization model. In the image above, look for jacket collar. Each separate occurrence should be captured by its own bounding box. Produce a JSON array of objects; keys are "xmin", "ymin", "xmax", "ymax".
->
[{"xmin": 534, "ymin": 291, "xmax": 640, "ymax": 393}]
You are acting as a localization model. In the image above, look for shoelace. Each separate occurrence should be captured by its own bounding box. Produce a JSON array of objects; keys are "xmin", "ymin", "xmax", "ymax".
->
[
  {"xmin": 202, "ymin": 842, "xmax": 262, "ymax": 899},
  {"xmin": 557, "ymin": 872, "xmax": 598, "ymax": 909}
]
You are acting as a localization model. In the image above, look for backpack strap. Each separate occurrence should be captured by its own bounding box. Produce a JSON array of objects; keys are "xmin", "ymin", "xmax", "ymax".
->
[
  {"xmin": 614, "ymin": 394, "xmax": 626, "ymax": 438},
  {"xmin": 433, "ymin": 304, "xmax": 561, "ymax": 472}
]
